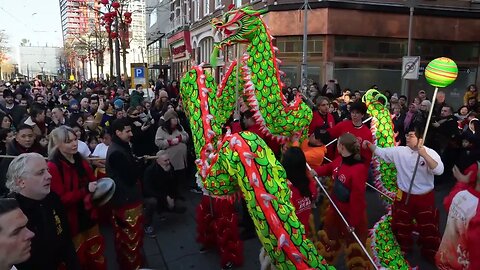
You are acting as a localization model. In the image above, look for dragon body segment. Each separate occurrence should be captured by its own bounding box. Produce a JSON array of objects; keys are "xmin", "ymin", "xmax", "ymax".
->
[
  {"xmin": 363, "ymin": 89, "xmax": 413, "ymax": 269},
  {"xmin": 180, "ymin": 6, "xmax": 331, "ymax": 270}
]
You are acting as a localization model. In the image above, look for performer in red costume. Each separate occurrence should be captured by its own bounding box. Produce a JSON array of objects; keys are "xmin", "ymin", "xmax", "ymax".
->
[
  {"xmin": 48, "ymin": 126, "xmax": 106, "ymax": 270},
  {"xmin": 313, "ymin": 133, "xmax": 370, "ymax": 270},
  {"xmin": 327, "ymin": 101, "xmax": 373, "ymax": 167},
  {"xmin": 309, "ymin": 97, "xmax": 336, "ymax": 161},
  {"xmin": 196, "ymin": 195, "xmax": 243, "ymax": 270},
  {"xmin": 282, "ymin": 147, "xmax": 318, "ymax": 236},
  {"xmin": 106, "ymin": 119, "xmax": 144, "ymax": 270},
  {"xmin": 436, "ymin": 164, "xmax": 480, "ymax": 270}
]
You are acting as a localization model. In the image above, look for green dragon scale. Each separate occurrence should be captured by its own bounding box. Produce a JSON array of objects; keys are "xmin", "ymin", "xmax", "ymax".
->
[
  {"xmin": 180, "ymin": 6, "xmax": 333, "ymax": 270},
  {"xmin": 363, "ymin": 89, "xmax": 414, "ymax": 269}
]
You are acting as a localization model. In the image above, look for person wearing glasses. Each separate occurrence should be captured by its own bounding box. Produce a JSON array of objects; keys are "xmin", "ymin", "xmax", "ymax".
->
[{"xmin": 363, "ymin": 125, "xmax": 444, "ymax": 263}]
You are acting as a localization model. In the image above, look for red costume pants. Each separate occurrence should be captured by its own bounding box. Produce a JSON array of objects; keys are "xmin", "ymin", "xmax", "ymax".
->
[
  {"xmin": 391, "ymin": 190, "xmax": 440, "ymax": 261},
  {"xmin": 72, "ymin": 225, "xmax": 107, "ymax": 270},
  {"xmin": 196, "ymin": 196, "xmax": 243, "ymax": 267},
  {"xmin": 111, "ymin": 202, "xmax": 144, "ymax": 270}
]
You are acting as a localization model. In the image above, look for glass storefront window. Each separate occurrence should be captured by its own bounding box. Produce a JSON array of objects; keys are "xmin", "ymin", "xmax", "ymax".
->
[
  {"xmin": 414, "ymin": 41, "xmax": 480, "ymax": 62},
  {"xmin": 335, "ymin": 36, "xmax": 407, "ymax": 58},
  {"xmin": 275, "ymin": 36, "xmax": 323, "ymax": 58}
]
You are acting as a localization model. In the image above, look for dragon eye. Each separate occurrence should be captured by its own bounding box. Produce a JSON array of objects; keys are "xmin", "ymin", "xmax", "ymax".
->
[{"xmin": 224, "ymin": 14, "xmax": 231, "ymax": 22}]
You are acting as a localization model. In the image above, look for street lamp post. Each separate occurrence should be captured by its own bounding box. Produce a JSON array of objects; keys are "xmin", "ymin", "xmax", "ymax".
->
[
  {"xmin": 300, "ymin": 0, "xmax": 309, "ymax": 94},
  {"xmin": 37, "ymin": 61, "xmax": 46, "ymax": 81},
  {"xmin": 402, "ymin": 0, "xmax": 417, "ymax": 98}
]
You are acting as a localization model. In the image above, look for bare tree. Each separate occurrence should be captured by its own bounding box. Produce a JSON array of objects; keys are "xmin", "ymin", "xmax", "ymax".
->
[
  {"xmin": 20, "ymin": 38, "xmax": 30, "ymax": 47},
  {"xmin": 0, "ymin": 31, "xmax": 9, "ymax": 80}
]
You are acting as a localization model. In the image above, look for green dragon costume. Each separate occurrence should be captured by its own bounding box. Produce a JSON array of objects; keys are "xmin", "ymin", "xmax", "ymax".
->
[
  {"xmin": 362, "ymin": 89, "xmax": 413, "ymax": 269},
  {"xmin": 180, "ymin": 6, "xmax": 333, "ymax": 270}
]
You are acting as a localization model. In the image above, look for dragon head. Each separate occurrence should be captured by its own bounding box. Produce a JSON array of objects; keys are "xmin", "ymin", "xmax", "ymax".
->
[{"xmin": 211, "ymin": 6, "xmax": 267, "ymax": 51}]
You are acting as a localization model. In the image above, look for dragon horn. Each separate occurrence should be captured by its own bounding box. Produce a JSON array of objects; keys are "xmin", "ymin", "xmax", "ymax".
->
[{"xmin": 210, "ymin": 45, "xmax": 220, "ymax": 67}]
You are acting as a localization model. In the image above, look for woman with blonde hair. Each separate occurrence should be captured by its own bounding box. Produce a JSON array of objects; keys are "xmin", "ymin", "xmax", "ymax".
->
[
  {"xmin": 47, "ymin": 126, "xmax": 106, "ymax": 270},
  {"xmin": 313, "ymin": 132, "xmax": 370, "ymax": 269}
]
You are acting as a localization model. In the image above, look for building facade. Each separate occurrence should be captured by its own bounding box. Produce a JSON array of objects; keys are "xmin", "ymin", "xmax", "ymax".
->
[
  {"xmin": 146, "ymin": 0, "xmax": 171, "ymax": 81},
  {"xmin": 15, "ymin": 46, "xmax": 63, "ymax": 80},
  {"xmin": 59, "ymin": 0, "xmax": 101, "ymax": 43},
  {"xmin": 159, "ymin": 0, "xmax": 480, "ymax": 107}
]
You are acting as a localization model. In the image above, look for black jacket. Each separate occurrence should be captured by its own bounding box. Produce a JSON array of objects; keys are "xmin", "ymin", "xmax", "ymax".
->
[
  {"xmin": 142, "ymin": 162, "xmax": 177, "ymax": 199},
  {"xmin": 13, "ymin": 192, "xmax": 80, "ymax": 270},
  {"xmin": 106, "ymin": 136, "xmax": 142, "ymax": 207}
]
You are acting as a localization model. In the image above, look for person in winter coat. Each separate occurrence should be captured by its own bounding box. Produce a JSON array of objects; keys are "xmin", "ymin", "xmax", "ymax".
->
[
  {"xmin": 6, "ymin": 153, "xmax": 81, "ymax": 270},
  {"xmin": 106, "ymin": 118, "xmax": 144, "ymax": 270},
  {"xmin": 142, "ymin": 150, "xmax": 186, "ymax": 237},
  {"xmin": 129, "ymin": 84, "xmax": 145, "ymax": 109},
  {"xmin": 47, "ymin": 126, "xmax": 106, "ymax": 270},
  {"xmin": 155, "ymin": 110, "xmax": 189, "ymax": 189},
  {"xmin": 0, "ymin": 125, "xmax": 45, "ymax": 196},
  {"xmin": 463, "ymin": 84, "xmax": 479, "ymax": 106},
  {"xmin": 313, "ymin": 133, "xmax": 369, "ymax": 269}
]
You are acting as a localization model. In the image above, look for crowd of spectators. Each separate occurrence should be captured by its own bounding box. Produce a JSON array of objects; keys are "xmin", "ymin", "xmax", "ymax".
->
[{"xmin": 0, "ymin": 75, "xmax": 478, "ymax": 269}]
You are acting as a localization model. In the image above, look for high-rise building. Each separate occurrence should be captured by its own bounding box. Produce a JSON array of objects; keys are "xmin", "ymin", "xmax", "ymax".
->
[
  {"xmin": 59, "ymin": 0, "xmax": 101, "ymax": 43},
  {"xmin": 59, "ymin": 0, "xmax": 101, "ymax": 80},
  {"xmin": 166, "ymin": 0, "xmax": 480, "ymax": 107},
  {"xmin": 126, "ymin": 0, "xmax": 147, "ymax": 65}
]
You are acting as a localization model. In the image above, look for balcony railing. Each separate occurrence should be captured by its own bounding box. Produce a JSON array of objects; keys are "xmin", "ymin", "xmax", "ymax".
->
[{"xmin": 167, "ymin": 14, "xmax": 190, "ymax": 34}]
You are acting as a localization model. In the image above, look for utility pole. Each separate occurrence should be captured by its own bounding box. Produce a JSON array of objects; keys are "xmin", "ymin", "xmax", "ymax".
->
[
  {"xmin": 37, "ymin": 61, "xmax": 46, "ymax": 81},
  {"xmin": 402, "ymin": 0, "xmax": 417, "ymax": 98},
  {"xmin": 300, "ymin": 0, "xmax": 309, "ymax": 93}
]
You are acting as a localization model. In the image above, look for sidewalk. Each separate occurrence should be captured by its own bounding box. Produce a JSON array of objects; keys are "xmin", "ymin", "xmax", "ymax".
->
[
  {"xmin": 103, "ymin": 191, "xmax": 261, "ymax": 270},
  {"xmin": 102, "ymin": 186, "xmax": 445, "ymax": 270}
]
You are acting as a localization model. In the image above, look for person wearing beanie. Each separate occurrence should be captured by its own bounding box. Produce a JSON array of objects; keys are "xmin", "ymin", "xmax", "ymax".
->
[
  {"xmin": 155, "ymin": 109, "xmax": 189, "ymax": 192},
  {"xmin": 68, "ymin": 99, "xmax": 80, "ymax": 115},
  {"xmin": 163, "ymin": 109, "xmax": 177, "ymax": 123},
  {"xmin": 113, "ymin": 99, "xmax": 124, "ymax": 111},
  {"xmin": 159, "ymin": 90, "xmax": 169, "ymax": 100}
]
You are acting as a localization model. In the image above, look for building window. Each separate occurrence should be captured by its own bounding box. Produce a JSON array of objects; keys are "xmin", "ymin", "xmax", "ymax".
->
[
  {"xmin": 193, "ymin": 0, "xmax": 199, "ymax": 21},
  {"xmin": 199, "ymin": 37, "xmax": 214, "ymax": 64},
  {"xmin": 234, "ymin": 0, "xmax": 242, "ymax": 8},
  {"xmin": 215, "ymin": 0, "xmax": 222, "ymax": 9},
  {"xmin": 203, "ymin": 0, "xmax": 210, "ymax": 16},
  {"xmin": 335, "ymin": 36, "xmax": 406, "ymax": 58},
  {"xmin": 414, "ymin": 40, "xmax": 479, "ymax": 62},
  {"xmin": 275, "ymin": 36, "xmax": 323, "ymax": 58}
]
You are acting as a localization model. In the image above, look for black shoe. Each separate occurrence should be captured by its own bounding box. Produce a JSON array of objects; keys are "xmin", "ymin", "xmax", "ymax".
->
[
  {"xmin": 144, "ymin": 226, "xmax": 156, "ymax": 238},
  {"xmin": 239, "ymin": 229, "xmax": 256, "ymax": 240},
  {"xmin": 221, "ymin": 262, "xmax": 233, "ymax": 270},
  {"xmin": 168, "ymin": 205, "xmax": 186, "ymax": 214},
  {"xmin": 189, "ymin": 187, "xmax": 203, "ymax": 194},
  {"xmin": 199, "ymin": 246, "xmax": 209, "ymax": 254}
]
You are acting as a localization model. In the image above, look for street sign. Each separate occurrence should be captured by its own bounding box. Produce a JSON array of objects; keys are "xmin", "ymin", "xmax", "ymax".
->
[
  {"xmin": 131, "ymin": 63, "xmax": 148, "ymax": 89},
  {"xmin": 402, "ymin": 56, "xmax": 420, "ymax": 80}
]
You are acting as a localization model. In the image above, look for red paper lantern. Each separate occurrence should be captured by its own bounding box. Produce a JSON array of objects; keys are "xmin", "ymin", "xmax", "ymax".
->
[
  {"xmin": 110, "ymin": 32, "xmax": 118, "ymax": 39},
  {"xmin": 124, "ymin": 12, "xmax": 132, "ymax": 17},
  {"xmin": 101, "ymin": 0, "xmax": 108, "ymax": 5},
  {"xmin": 111, "ymin": 2, "xmax": 120, "ymax": 8}
]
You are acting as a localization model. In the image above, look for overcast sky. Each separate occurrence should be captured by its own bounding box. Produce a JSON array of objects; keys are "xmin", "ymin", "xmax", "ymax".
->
[{"xmin": 0, "ymin": 0, "xmax": 63, "ymax": 48}]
